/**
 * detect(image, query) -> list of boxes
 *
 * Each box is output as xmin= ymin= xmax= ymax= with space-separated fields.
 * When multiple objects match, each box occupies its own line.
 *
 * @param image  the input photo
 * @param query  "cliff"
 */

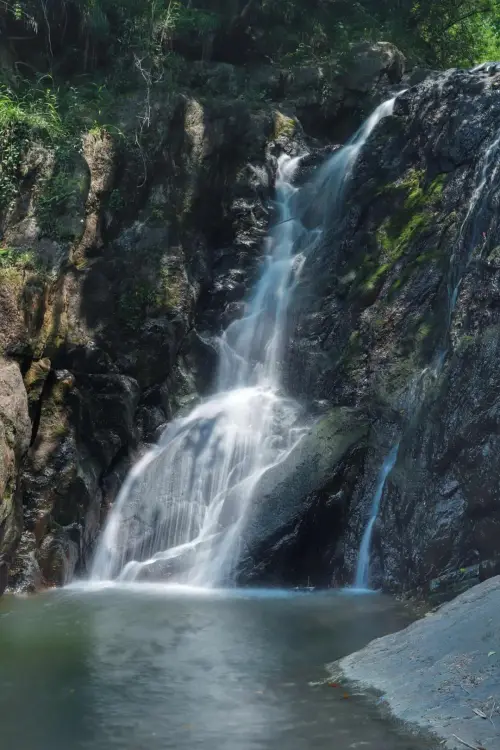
xmin=2 ymin=35 xmax=500 ymax=600
xmin=250 ymin=67 xmax=500 ymax=598
xmin=0 ymin=42 xmax=405 ymax=593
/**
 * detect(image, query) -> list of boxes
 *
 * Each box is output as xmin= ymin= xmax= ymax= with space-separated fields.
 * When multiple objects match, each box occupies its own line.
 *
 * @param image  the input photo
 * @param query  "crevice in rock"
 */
xmin=29 ymin=368 xmax=57 ymax=448
xmin=18 ymin=354 xmax=34 ymax=378
xmin=99 ymin=442 xmax=131 ymax=494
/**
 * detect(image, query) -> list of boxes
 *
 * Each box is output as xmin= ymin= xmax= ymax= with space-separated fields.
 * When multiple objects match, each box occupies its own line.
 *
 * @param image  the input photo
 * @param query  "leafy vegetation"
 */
xmin=0 ymin=84 xmax=64 ymax=209
xmin=258 ymin=0 xmax=500 ymax=67
xmin=2 ymin=0 xmax=500 ymax=76
xmin=1 ymin=0 xmax=500 ymax=233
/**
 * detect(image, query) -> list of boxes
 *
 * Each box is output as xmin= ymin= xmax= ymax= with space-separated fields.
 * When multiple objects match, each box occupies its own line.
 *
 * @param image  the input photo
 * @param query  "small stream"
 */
xmin=0 ymin=587 xmax=436 ymax=750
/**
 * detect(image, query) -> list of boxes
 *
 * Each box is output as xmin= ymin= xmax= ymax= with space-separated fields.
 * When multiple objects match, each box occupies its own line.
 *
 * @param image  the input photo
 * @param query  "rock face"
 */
xmin=3 ymin=43 xmax=500 ymax=599
xmin=0 ymin=359 xmax=31 ymax=594
xmin=239 ymin=408 xmax=368 ymax=585
xmin=279 ymin=67 xmax=500 ymax=595
xmin=336 ymin=577 xmax=500 ymax=750
xmin=0 ymin=43 xmax=405 ymax=592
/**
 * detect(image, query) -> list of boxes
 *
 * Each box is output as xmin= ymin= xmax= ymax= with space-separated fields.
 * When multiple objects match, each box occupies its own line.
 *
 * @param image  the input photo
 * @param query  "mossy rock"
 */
xmin=243 ymin=407 xmax=369 ymax=550
xmin=35 ymin=149 xmax=89 ymax=243
xmin=349 ymin=169 xmax=448 ymax=303
xmin=273 ymin=111 xmax=296 ymax=140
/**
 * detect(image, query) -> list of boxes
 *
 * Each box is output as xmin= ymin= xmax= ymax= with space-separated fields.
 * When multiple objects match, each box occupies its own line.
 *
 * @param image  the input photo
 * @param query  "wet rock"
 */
xmin=23 ymin=357 xmax=51 ymax=422
xmin=240 ymin=408 xmax=369 ymax=569
xmin=7 ymin=51 xmax=500 ymax=596
xmin=1 ymin=70 xmax=309 ymax=590
xmin=37 ymin=531 xmax=80 ymax=587
xmin=276 ymin=67 xmax=500 ymax=596
xmin=10 ymin=368 xmax=141 ymax=591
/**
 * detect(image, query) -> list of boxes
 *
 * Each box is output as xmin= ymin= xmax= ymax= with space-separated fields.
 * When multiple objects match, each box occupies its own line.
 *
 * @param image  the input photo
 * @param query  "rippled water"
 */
xmin=0 ymin=588 xmax=436 ymax=750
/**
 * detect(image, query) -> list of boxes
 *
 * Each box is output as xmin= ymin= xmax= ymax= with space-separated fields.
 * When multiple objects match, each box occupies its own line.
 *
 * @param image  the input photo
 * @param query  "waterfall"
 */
xmin=354 ymin=444 xmax=399 ymax=590
xmin=90 ymin=98 xmax=397 ymax=587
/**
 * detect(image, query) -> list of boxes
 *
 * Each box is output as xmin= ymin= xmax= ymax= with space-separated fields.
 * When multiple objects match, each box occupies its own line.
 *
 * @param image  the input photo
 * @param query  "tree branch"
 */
xmin=439 ymin=5 xmax=494 ymax=33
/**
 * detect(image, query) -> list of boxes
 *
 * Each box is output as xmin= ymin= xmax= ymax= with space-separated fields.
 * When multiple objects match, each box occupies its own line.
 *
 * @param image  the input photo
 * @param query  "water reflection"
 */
xmin=0 ymin=589 xmax=435 ymax=750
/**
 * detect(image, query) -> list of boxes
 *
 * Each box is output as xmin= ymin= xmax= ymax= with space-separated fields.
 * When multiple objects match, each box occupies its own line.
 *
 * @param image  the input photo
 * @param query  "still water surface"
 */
xmin=0 ymin=586 xmax=435 ymax=750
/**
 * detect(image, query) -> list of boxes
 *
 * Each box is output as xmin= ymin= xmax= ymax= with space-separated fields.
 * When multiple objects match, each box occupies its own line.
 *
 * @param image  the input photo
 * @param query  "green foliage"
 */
xmin=0 ymin=84 xmax=62 ymax=135
xmin=2 ymin=0 xmax=220 ymax=75
xmin=249 ymin=0 xmax=500 ymax=67
xmin=0 ymin=84 xmax=64 ymax=210
xmin=0 ymin=246 xmax=34 ymax=269
xmin=398 ymin=0 xmax=500 ymax=67
xmin=36 ymin=159 xmax=85 ymax=240
xmin=0 ymin=76 xmax=118 ymax=225
xmin=0 ymin=246 xmax=40 ymax=293
xmin=4 ymin=0 xmax=500 ymax=76
xmin=0 ymin=0 xmax=499 ymax=234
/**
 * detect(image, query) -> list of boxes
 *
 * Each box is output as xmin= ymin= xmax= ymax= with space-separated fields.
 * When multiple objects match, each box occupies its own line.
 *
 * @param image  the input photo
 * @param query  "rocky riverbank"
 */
xmin=335 ymin=577 xmax=500 ymax=750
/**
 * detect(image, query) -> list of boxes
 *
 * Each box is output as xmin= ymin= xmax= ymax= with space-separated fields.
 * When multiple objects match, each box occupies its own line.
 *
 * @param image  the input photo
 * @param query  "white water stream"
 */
xmin=354 ymin=444 xmax=399 ymax=589
xmin=91 ymin=98 xmax=397 ymax=587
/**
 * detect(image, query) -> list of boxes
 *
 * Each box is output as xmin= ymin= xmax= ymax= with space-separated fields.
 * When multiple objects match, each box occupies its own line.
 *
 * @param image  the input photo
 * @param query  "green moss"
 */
xmin=389 ymin=278 xmax=402 ymax=294
xmin=376 ymin=170 xmax=442 ymax=261
xmin=348 ymin=169 xmax=447 ymax=302
xmin=0 ymin=246 xmax=34 ymax=268
xmin=368 ymin=169 xmax=447 ymax=299
xmin=0 ymin=247 xmax=43 ymax=293
xmin=274 ymin=111 xmax=296 ymax=140
xmin=342 ymin=329 xmax=367 ymax=375
xmin=157 ymin=266 xmax=183 ymax=309
xmin=362 ymin=261 xmax=391 ymax=293
xmin=416 ymin=321 xmax=432 ymax=343
xmin=456 ymin=333 xmax=475 ymax=355
xmin=116 ymin=258 xmax=185 ymax=332
xmin=35 ymin=152 xmax=88 ymax=241
xmin=374 ymin=356 xmax=420 ymax=407
xmin=487 ymin=245 xmax=500 ymax=264
xmin=0 ymin=266 xmax=23 ymax=292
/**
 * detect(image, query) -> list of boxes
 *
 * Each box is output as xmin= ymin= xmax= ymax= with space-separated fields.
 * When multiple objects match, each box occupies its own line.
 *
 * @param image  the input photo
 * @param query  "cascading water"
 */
xmin=91 ymin=97 xmax=398 ymax=588
xmin=354 ymin=86 xmax=500 ymax=590
xmin=354 ymin=444 xmax=399 ymax=590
